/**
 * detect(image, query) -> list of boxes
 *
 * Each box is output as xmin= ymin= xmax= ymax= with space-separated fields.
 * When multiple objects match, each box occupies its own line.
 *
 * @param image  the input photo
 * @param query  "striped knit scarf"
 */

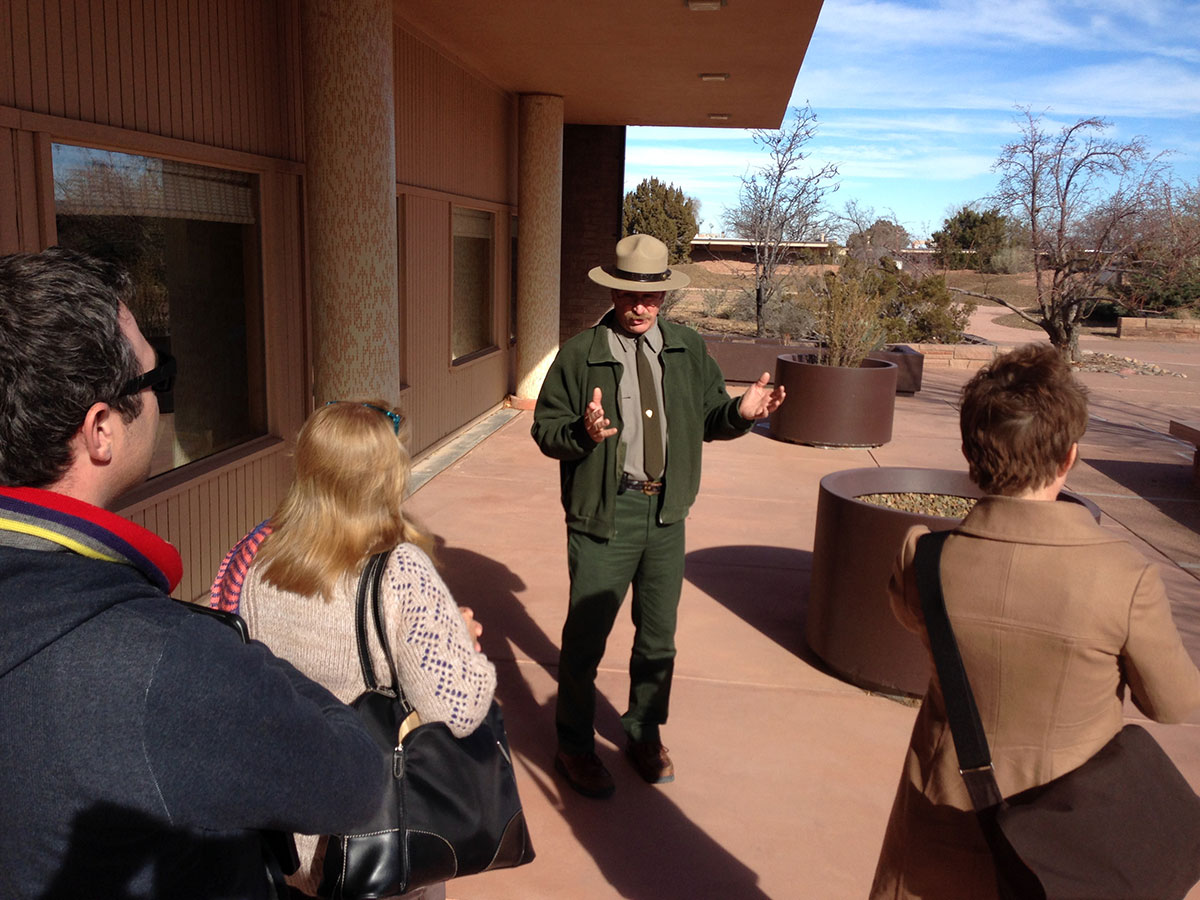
xmin=210 ymin=520 xmax=272 ymax=613
xmin=0 ymin=487 xmax=183 ymax=594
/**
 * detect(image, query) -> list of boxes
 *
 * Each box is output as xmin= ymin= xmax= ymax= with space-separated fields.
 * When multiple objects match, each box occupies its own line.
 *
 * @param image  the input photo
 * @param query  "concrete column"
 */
xmin=514 ymin=94 xmax=564 ymax=403
xmin=300 ymin=0 xmax=399 ymax=404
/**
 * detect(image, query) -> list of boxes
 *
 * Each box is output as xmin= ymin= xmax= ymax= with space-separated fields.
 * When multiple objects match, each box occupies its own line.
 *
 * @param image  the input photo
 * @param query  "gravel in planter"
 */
xmin=857 ymin=492 xmax=977 ymax=518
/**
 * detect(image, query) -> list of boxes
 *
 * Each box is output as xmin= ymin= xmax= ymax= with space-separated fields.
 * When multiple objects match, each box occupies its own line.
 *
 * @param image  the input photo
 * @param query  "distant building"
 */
xmin=690 ymin=237 xmax=836 ymax=264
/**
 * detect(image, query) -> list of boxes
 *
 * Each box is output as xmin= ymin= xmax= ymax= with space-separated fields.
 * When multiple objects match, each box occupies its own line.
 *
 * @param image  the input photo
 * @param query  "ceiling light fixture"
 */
xmin=686 ymin=0 xmax=724 ymax=10
xmin=699 ymin=73 xmax=730 ymax=82
xmin=708 ymin=113 xmax=731 ymax=121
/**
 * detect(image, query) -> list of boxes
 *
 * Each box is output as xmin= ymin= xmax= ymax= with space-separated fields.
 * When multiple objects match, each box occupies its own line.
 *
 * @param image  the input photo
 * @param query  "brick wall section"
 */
xmin=910 ymin=343 xmax=999 ymax=369
xmin=1118 ymin=318 xmax=1200 ymax=340
xmin=559 ymin=124 xmax=625 ymax=344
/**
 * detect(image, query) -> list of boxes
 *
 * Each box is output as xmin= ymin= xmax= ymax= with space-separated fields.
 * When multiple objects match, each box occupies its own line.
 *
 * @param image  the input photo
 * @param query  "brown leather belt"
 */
xmin=620 ymin=474 xmax=663 ymax=495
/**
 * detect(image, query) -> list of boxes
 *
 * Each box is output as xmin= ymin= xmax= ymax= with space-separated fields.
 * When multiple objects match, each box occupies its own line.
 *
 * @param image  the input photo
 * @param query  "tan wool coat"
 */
xmin=870 ymin=495 xmax=1200 ymax=900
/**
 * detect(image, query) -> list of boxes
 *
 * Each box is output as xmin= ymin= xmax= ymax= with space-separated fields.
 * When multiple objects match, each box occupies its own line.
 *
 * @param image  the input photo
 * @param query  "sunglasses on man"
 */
xmin=118 ymin=352 xmax=177 ymax=412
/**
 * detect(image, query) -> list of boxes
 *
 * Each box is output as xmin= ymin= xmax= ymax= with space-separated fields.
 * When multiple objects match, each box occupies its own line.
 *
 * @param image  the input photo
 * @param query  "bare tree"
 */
xmin=724 ymin=104 xmax=838 ymax=336
xmin=1106 ymin=177 xmax=1200 ymax=317
xmin=957 ymin=107 xmax=1168 ymax=360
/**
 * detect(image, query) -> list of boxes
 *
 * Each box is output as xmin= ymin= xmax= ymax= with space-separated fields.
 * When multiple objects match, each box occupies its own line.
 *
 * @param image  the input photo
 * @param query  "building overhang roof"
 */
xmin=394 ymin=0 xmax=824 ymax=129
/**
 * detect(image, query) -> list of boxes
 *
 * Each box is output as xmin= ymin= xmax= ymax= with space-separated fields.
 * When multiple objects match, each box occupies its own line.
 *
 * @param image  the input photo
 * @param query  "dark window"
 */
xmin=52 ymin=145 xmax=267 ymax=476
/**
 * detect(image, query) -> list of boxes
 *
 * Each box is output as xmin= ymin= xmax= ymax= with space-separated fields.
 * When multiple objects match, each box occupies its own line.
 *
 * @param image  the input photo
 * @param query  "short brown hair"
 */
xmin=959 ymin=344 xmax=1088 ymax=496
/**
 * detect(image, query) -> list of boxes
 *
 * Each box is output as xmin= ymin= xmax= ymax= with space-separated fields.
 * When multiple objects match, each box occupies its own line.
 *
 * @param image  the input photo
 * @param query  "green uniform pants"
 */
xmin=556 ymin=488 xmax=686 ymax=754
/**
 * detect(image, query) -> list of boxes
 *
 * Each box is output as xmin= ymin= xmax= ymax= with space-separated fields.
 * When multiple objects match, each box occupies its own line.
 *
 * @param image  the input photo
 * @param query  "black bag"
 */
xmin=318 ymin=552 xmax=535 ymax=900
xmin=914 ymin=531 xmax=1200 ymax=900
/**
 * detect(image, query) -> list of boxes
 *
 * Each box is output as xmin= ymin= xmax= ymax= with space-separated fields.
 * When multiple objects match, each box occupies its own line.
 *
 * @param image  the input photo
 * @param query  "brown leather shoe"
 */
xmin=555 ymin=749 xmax=615 ymax=798
xmin=626 ymin=739 xmax=675 ymax=784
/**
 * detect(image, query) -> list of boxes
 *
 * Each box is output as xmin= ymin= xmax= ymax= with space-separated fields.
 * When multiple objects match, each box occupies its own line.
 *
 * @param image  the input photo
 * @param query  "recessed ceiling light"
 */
xmin=708 ymin=113 xmax=731 ymax=121
xmin=686 ymin=0 xmax=724 ymax=10
xmin=699 ymin=73 xmax=730 ymax=82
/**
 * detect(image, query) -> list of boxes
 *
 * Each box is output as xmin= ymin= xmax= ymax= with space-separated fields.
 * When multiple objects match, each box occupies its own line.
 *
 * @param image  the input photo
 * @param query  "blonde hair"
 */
xmin=256 ymin=400 xmax=433 ymax=599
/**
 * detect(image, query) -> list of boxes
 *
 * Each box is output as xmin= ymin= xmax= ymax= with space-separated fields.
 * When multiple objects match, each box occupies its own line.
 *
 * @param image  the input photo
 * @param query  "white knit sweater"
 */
xmin=239 ymin=542 xmax=496 ymax=896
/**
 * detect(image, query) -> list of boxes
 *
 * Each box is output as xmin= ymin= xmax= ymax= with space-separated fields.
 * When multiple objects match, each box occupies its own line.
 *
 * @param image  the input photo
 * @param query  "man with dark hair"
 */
xmin=532 ymin=234 xmax=785 ymax=798
xmin=0 ymin=248 xmax=386 ymax=898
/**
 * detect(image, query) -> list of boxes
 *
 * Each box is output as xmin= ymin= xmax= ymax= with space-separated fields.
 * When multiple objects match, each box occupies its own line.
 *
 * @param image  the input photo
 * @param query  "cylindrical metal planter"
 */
xmin=807 ymin=467 xmax=1102 ymax=697
xmin=769 ymin=353 xmax=898 ymax=447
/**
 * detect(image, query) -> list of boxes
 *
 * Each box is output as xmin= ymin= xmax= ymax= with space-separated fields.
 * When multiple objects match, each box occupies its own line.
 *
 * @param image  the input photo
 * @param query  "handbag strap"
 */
xmin=352 ymin=550 xmax=414 ymax=714
xmin=914 ymin=530 xmax=1005 ymax=811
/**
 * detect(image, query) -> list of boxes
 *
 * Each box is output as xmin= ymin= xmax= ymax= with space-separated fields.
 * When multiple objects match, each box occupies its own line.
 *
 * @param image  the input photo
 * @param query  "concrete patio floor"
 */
xmin=404 ymin=327 xmax=1200 ymax=900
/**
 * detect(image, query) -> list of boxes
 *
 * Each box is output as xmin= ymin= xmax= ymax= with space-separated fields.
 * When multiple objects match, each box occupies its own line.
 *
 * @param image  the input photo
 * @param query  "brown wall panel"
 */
xmin=122 ymin=442 xmax=295 ymax=603
xmin=399 ymin=190 xmax=510 ymax=455
xmin=0 ymin=128 xmax=20 ymax=254
xmin=394 ymin=25 xmax=516 ymax=207
xmin=392 ymin=25 xmax=517 ymax=456
xmin=1 ymin=0 xmax=304 ymax=161
xmin=11 ymin=129 xmax=43 ymax=251
xmin=0 ymin=6 xmax=15 ymax=108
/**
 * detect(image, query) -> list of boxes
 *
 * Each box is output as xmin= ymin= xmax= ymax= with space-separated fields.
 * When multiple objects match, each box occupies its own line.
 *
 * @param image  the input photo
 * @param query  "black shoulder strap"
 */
xmin=353 ymin=550 xmax=415 ymax=714
xmin=914 ymin=530 xmax=1005 ymax=810
xmin=173 ymin=600 xmax=250 ymax=642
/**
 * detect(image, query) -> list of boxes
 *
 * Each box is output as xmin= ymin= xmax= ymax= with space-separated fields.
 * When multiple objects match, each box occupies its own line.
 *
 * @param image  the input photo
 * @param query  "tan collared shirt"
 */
xmin=607 ymin=320 xmax=667 ymax=481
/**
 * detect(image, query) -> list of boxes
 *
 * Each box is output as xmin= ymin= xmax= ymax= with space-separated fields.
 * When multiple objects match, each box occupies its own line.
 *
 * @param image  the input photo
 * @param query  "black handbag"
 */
xmin=914 ymin=531 xmax=1200 ymax=900
xmin=318 ymin=552 xmax=535 ymax=900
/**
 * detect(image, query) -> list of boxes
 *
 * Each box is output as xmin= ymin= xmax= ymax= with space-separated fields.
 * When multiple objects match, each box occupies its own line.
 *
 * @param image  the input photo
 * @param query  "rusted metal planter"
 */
xmin=807 ymin=467 xmax=1102 ymax=697
xmin=769 ymin=353 xmax=898 ymax=447
xmin=867 ymin=343 xmax=924 ymax=394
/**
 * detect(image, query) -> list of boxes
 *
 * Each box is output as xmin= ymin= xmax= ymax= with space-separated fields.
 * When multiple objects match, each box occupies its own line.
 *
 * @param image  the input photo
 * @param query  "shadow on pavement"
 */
xmin=434 ymin=538 xmax=773 ymax=900
xmin=685 ymin=545 xmax=825 ymax=669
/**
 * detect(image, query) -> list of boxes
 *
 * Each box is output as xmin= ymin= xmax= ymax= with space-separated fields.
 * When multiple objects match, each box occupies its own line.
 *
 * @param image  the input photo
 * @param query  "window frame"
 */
xmin=448 ymin=203 xmax=501 ymax=368
xmin=26 ymin=119 xmax=308 ymax=504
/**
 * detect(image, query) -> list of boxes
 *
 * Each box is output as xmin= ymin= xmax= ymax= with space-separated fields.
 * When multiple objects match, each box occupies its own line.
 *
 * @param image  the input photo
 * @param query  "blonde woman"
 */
xmin=213 ymin=401 xmax=496 ymax=899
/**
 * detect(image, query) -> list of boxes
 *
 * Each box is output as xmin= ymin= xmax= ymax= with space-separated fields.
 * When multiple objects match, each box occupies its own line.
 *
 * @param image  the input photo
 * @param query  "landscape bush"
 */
xmin=876 ymin=265 xmax=976 ymax=343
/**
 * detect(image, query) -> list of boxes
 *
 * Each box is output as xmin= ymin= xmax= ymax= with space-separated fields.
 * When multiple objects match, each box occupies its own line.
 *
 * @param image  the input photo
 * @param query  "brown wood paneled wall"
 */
xmin=121 ymin=440 xmax=295 ymax=603
xmin=1 ymin=0 xmax=303 ymax=161
xmin=394 ymin=24 xmax=517 ymax=207
xmin=0 ymin=121 xmax=52 ymax=254
xmin=399 ymin=189 xmax=511 ymax=454
xmin=392 ymin=23 xmax=518 ymax=456
xmin=2 ymin=0 xmax=310 ymax=600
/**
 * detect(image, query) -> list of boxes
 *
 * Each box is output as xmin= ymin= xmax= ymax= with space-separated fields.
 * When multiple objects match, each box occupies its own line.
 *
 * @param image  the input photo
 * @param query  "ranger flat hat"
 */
xmin=588 ymin=234 xmax=691 ymax=292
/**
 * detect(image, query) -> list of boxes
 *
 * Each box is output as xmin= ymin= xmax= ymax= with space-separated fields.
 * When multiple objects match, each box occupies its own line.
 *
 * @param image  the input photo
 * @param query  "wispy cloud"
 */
xmin=627 ymin=0 xmax=1200 ymax=236
xmin=814 ymin=0 xmax=1198 ymax=55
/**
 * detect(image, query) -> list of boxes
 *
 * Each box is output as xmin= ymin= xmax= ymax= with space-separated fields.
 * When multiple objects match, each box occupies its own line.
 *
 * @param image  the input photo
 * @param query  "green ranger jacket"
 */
xmin=531 ymin=311 xmax=753 ymax=539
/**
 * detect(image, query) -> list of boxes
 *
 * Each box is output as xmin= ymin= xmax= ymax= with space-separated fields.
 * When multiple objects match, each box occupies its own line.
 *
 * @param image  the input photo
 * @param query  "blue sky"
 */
xmin=624 ymin=0 xmax=1200 ymax=241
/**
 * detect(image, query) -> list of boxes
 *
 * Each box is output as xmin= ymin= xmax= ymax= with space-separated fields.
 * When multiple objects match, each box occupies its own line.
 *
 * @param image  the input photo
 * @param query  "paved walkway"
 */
xmin=405 ymin=328 xmax=1200 ymax=900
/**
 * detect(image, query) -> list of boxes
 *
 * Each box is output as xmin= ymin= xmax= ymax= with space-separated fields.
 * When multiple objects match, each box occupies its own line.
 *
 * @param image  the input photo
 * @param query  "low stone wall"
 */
xmin=1118 ymin=318 xmax=1200 ymax=340
xmin=908 ymin=343 xmax=998 ymax=369
xmin=703 ymin=335 xmax=1002 ymax=377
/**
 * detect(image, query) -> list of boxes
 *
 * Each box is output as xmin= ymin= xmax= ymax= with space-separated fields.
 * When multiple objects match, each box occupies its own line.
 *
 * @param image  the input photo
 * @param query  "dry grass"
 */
xmin=942 ymin=270 xmax=1041 ymax=308
xmin=664 ymin=265 xmax=1105 ymax=339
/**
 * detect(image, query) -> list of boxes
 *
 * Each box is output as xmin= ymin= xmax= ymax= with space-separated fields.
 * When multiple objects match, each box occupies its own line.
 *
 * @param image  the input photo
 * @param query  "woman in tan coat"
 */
xmin=870 ymin=344 xmax=1200 ymax=900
